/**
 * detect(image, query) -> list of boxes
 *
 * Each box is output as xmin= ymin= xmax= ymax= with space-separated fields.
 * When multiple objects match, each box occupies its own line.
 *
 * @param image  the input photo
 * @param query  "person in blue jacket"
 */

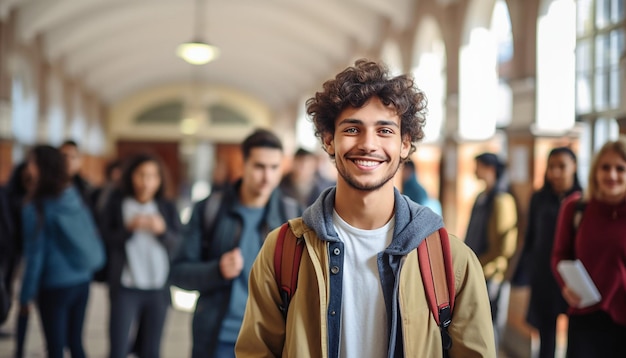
xmin=20 ymin=145 xmax=104 ymax=358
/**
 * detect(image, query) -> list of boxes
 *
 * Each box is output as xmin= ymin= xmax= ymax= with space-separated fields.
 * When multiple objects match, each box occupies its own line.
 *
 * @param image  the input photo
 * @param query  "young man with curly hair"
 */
xmin=236 ymin=60 xmax=495 ymax=357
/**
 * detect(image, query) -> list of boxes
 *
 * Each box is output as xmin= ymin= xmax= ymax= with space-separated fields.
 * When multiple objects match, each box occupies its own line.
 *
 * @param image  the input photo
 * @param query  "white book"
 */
xmin=557 ymin=259 xmax=602 ymax=308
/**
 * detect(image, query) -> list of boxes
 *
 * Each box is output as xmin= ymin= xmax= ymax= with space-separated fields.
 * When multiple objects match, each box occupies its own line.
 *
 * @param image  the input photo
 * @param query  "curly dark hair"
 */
xmin=29 ymin=145 xmax=70 ymax=202
xmin=120 ymin=153 xmax=166 ymax=200
xmin=306 ymin=59 xmax=427 ymax=160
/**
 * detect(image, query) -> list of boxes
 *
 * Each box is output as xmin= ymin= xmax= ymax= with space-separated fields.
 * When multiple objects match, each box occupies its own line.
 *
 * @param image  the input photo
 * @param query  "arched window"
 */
xmin=381 ymin=40 xmax=404 ymax=76
xmin=295 ymin=98 xmax=318 ymax=152
xmin=412 ymin=17 xmax=446 ymax=143
xmin=47 ymin=71 xmax=66 ymax=146
xmin=460 ymin=0 xmax=513 ymax=140
xmin=11 ymin=61 xmax=38 ymax=161
xmin=536 ymin=0 xmax=576 ymax=132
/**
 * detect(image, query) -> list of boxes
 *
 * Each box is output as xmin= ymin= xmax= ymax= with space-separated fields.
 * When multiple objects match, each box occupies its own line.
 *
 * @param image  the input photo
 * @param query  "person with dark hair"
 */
xmin=401 ymin=160 xmax=429 ymax=204
xmin=236 ymin=59 xmax=495 ymax=357
xmin=0 ymin=185 xmax=14 ymax=327
xmin=552 ymin=138 xmax=626 ymax=357
xmin=92 ymin=158 xmax=123 ymax=216
xmin=280 ymin=147 xmax=334 ymax=208
xmin=514 ymin=146 xmax=581 ymax=358
xmin=169 ymin=128 xmax=302 ymax=358
xmin=0 ymin=162 xmax=32 ymax=331
xmin=99 ymin=153 xmax=181 ymax=358
xmin=19 ymin=145 xmax=104 ymax=358
xmin=464 ymin=151 xmax=518 ymax=347
xmin=59 ymin=140 xmax=95 ymax=210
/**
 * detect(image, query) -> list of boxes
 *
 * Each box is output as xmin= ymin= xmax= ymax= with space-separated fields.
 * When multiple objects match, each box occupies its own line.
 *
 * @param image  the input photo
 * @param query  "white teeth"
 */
xmin=354 ymin=160 xmax=379 ymax=167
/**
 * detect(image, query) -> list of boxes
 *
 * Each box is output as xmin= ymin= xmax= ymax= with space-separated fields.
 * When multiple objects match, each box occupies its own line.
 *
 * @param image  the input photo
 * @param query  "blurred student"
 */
xmin=20 ymin=145 xmax=105 ymax=358
xmin=401 ymin=160 xmax=442 ymax=215
xmin=0 ymin=185 xmax=13 ymax=327
xmin=59 ymin=140 xmax=95 ymax=210
xmin=100 ymin=153 xmax=181 ymax=358
xmin=170 ymin=129 xmax=301 ymax=358
xmin=280 ymin=147 xmax=334 ymax=208
xmin=92 ymin=158 xmax=123 ymax=216
xmin=552 ymin=138 xmax=626 ymax=357
xmin=464 ymin=152 xmax=518 ymax=346
xmin=1 ymin=162 xmax=32 ymax=331
xmin=516 ymin=147 xmax=581 ymax=358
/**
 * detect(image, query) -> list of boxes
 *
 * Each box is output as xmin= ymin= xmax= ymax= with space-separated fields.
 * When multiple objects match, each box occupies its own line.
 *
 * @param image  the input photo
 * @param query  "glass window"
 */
xmin=577 ymin=0 xmax=594 ymax=35
xmin=593 ymin=118 xmax=619 ymax=150
xmin=576 ymin=0 xmax=625 ymax=116
xmin=576 ymin=39 xmax=593 ymax=113
xmin=11 ymin=77 xmax=38 ymax=146
xmin=596 ymin=0 xmax=611 ymax=28
xmin=611 ymin=0 xmax=625 ymax=23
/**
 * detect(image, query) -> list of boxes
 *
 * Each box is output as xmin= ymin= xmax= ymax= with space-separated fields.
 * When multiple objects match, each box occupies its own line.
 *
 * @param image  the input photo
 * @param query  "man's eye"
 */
xmin=344 ymin=128 xmax=358 ymax=133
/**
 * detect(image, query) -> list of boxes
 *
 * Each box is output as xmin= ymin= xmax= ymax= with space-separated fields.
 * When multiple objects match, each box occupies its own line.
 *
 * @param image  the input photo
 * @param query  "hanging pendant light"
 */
xmin=177 ymin=0 xmax=220 ymax=65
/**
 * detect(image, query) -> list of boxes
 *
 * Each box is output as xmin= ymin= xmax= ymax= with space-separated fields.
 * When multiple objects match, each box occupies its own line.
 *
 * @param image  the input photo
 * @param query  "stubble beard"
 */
xmin=337 ymin=160 xmax=401 ymax=192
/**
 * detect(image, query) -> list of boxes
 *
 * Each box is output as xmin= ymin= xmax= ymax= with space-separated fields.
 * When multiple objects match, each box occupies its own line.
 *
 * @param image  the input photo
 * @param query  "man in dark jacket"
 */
xmin=169 ymin=128 xmax=301 ymax=358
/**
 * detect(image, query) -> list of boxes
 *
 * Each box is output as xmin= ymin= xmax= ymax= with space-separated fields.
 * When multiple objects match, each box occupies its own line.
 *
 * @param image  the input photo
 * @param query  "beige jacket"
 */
xmin=236 ymin=217 xmax=496 ymax=357
xmin=480 ymin=192 xmax=518 ymax=282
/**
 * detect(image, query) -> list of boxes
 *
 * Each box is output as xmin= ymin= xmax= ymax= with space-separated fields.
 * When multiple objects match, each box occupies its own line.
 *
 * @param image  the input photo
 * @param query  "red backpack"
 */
xmin=273 ymin=223 xmax=455 ymax=355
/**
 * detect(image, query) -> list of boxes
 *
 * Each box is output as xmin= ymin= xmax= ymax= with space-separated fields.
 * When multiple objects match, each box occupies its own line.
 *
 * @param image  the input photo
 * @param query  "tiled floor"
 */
xmin=0 ymin=283 xmax=193 ymax=357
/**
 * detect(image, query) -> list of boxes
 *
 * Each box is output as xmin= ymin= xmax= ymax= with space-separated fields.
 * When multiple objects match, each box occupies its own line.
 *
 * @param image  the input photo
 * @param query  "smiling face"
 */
xmin=323 ymin=96 xmax=411 ymax=193
xmin=594 ymin=149 xmax=626 ymax=204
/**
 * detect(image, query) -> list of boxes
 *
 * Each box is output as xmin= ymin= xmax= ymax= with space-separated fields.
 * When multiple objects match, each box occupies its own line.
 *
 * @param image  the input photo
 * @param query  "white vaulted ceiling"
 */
xmin=1 ymin=0 xmax=416 ymax=112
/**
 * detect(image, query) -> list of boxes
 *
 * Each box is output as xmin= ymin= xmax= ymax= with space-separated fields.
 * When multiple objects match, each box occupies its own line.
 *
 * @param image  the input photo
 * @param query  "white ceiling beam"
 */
xmin=0 ymin=0 xmax=23 ymax=20
xmin=17 ymin=0 xmax=110 ymax=42
xmin=345 ymin=0 xmax=413 ymax=30
xmin=44 ymin=2 xmax=182 ymax=61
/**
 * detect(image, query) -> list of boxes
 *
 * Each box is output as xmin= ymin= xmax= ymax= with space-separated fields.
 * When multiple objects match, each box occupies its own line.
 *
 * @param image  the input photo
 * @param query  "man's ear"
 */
xmin=400 ymin=134 xmax=411 ymax=159
xmin=322 ymin=133 xmax=335 ymax=156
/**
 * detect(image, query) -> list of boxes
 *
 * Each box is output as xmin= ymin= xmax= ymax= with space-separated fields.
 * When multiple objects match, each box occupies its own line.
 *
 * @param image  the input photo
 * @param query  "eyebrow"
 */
xmin=338 ymin=118 xmax=399 ymax=128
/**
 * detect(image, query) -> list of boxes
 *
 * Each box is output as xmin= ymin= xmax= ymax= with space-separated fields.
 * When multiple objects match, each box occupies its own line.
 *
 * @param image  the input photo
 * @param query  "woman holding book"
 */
xmin=551 ymin=138 xmax=626 ymax=357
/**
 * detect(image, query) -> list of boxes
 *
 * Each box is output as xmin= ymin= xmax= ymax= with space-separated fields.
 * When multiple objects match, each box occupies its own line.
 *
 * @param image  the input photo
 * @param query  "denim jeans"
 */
xmin=37 ymin=281 xmax=90 ymax=358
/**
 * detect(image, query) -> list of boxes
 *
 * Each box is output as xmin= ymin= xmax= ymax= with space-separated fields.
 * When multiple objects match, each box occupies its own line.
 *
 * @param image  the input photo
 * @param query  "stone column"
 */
xmin=0 ymin=14 xmax=14 ymax=183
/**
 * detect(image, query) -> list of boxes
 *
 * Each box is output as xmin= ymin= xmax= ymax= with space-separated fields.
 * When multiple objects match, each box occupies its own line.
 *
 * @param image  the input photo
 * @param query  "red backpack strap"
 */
xmin=418 ymin=227 xmax=454 ymax=353
xmin=273 ymin=222 xmax=305 ymax=319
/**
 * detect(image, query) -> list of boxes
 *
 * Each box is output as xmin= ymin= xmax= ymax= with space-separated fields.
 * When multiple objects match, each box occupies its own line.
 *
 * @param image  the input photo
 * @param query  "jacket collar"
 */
xmin=302 ymin=186 xmax=443 ymax=255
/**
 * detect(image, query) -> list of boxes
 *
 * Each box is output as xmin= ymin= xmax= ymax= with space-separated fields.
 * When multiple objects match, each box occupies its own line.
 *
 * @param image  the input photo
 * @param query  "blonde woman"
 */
xmin=552 ymin=138 xmax=626 ymax=357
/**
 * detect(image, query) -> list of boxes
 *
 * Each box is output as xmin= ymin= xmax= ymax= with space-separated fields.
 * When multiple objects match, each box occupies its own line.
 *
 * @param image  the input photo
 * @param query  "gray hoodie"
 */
xmin=301 ymin=186 xmax=444 ymax=357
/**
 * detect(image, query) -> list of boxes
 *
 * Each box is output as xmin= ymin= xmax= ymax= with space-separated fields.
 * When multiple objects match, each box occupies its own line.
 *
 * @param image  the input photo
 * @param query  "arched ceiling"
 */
xmin=1 ymin=0 xmax=416 ymax=112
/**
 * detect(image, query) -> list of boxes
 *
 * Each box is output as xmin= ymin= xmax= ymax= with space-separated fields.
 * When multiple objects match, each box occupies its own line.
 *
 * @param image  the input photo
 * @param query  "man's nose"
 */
xmin=357 ymin=130 xmax=378 ymax=152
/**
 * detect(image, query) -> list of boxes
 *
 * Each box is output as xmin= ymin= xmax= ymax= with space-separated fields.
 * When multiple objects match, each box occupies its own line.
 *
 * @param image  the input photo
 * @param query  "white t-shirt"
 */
xmin=333 ymin=210 xmax=394 ymax=358
xmin=121 ymin=197 xmax=170 ymax=290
